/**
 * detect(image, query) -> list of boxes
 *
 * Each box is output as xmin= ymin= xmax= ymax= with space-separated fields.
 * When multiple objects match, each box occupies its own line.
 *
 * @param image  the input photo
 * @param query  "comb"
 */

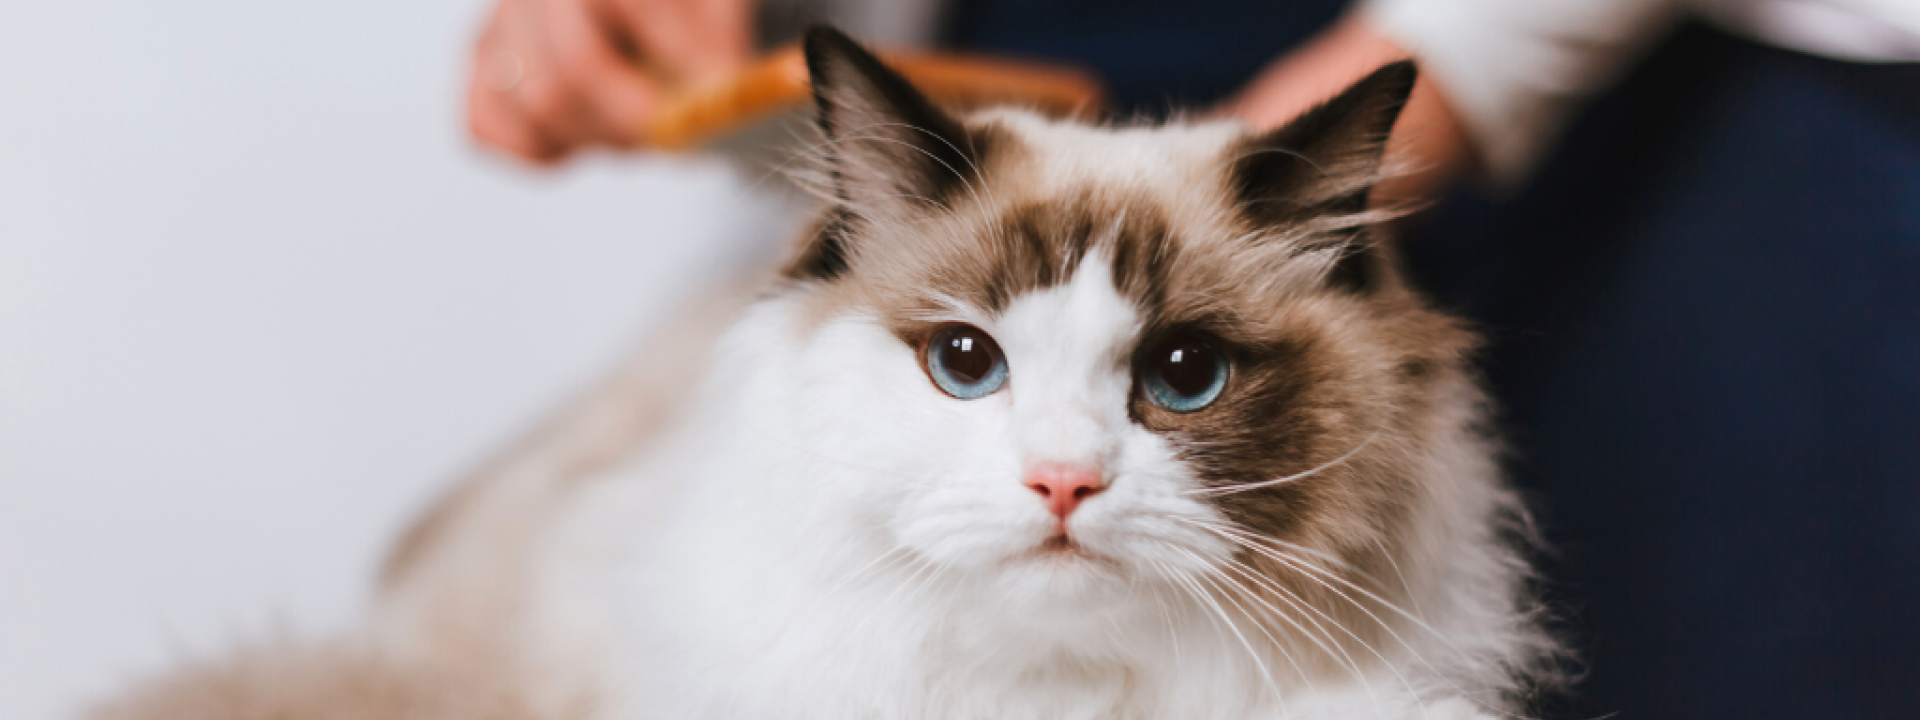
xmin=644 ymin=44 xmax=1106 ymax=151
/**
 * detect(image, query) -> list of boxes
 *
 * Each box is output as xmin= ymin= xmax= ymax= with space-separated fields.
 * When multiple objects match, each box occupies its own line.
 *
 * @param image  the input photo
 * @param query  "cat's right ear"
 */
xmin=794 ymin=26 xmax=985 ymax=279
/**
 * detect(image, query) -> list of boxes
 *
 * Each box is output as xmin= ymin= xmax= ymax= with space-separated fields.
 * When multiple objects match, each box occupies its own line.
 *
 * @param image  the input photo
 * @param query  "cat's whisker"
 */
xmin=1370 ymin=533 xmax=1430 ymax=623
xmin=1218 ymin=525 xmax=1455 ymax=654
xmin=1218 ymin=557 xmax=1380 ymax=702
xmin=791 ymin=544 xmax=918 ymax=642
xmin=833 ymin=121 xmax=995 ymax=217
xmin=1259 ymin=553 xmax=1522 ymax=720
xmin=1222 ymin=145 xmax=1333 ymax=180
xmin=1205 ymin=534 xmax=1464 ymax=714
xmin=1180 ymin=522 xmax=1422 ymax=641
xmin=1174 ymin=517 xmax=1389 ymax=592
xmin=792 ymin=131 xmax=987 ymax=244
xmin=1190 ymin=543 xmax=1404 ymax=720
xmin=1153 ymin=559 xmax=1294 ymax=720
xmin=1218 ymin=145 xmax=1410 ymax=232
xmin=1187 ymin=428 xmax=1383 ymax=497
xmin=893 ymin=561 xmax=954 ymax=623
xmin=1146 ymin=580 xmax=1185 ymax=666
xmin=764 ymin=127 xmax=862 ymax=199
xmin=1172 ymin=546 xmax=1323 ymax=702
xmin=1224 ymin=558 xmax=1410 ymax=720
xmin=865 ymin=190 xmax=956 ymax=214
xmin=1187 ymin=521 xmax=1432 ymax=653
xmin=837 ymin=553 xmax=942 ymax=649
xmin=858 ymin=120 xmax=1002 ymax=213
xmin=818 ymin=545 xmax=911 ymax=603
xmin=1196 ymin=524 xmax=1539 ymax=720
xmin=774 ymin=116 xmax=1010 ymax=210
xmin=827 ymin=171 xmax=974 ymax=244
xmin=1159 ymin=560 xmax=1297 ymax=718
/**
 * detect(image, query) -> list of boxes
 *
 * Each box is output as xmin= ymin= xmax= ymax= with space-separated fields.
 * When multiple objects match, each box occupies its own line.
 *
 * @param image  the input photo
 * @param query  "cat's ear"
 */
xmin=1230 ymin=61 xmax=1417 ymax=290
xmin=795 ymin=26 xmax=984 ymax=278
xmin=1232 ymin=61 xmax=1417 ymax=222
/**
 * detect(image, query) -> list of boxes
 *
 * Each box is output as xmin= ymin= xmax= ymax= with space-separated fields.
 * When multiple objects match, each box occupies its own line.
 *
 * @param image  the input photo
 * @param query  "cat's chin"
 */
xmin=997 ymin=528 xmax=1113 ymax=564
xmin=1016 ymin=535 xmax=1110 ymax=570
xmin=978 ymin=536 xmax=1136 ymax=609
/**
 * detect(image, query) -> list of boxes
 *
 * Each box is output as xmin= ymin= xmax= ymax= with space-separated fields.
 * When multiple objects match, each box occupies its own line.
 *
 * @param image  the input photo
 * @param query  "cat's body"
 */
xmin=93 ymin=28 xmax=1559 ymax=720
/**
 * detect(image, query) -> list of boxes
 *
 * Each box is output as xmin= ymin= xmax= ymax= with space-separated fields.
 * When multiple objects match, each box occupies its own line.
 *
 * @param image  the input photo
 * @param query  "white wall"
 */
xmin=0 ymin=2 xmax=800 ymax=717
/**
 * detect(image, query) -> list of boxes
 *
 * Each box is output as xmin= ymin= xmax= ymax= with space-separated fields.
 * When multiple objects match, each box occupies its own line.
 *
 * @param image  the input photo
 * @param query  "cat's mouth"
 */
xmin=1027 ymin=531 xmax=1110 ymax=566
xmin=1039 ymin=533 xmax=1078 ymax=553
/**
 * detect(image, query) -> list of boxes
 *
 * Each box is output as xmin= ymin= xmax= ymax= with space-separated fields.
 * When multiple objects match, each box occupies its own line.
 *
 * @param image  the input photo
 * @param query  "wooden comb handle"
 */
xmin=644 ymin=44 xmax=1105 ymax=151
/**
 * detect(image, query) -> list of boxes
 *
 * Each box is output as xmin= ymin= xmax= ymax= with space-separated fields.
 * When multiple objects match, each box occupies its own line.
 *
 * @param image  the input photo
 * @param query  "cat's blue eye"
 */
xmin=923 ymin=324 xmax=1008 ymax=399
xmin=1141 ymin=334 xmax=1229 ymax=413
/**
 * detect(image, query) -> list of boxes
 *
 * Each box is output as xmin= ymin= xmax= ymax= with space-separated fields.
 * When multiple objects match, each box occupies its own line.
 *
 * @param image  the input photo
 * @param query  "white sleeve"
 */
xmin=1362 ymin=0 xmax=1683 ymax=184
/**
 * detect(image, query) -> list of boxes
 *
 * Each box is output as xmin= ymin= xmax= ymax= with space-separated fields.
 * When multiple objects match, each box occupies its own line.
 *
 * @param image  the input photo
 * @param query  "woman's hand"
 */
xmin=466 ymin=0 xmax=754 ymax=163
xmin=1225 ymin=12 xmax=1475 ymax=206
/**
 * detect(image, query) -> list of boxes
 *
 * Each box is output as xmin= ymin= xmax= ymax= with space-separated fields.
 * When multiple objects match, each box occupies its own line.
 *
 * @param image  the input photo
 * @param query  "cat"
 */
xmin=92 ymin=26 xmax=1562 ymax=720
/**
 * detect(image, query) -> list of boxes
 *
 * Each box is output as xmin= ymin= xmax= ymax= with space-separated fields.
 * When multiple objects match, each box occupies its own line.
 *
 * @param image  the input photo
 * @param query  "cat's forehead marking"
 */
xmin=839 ymin=109 xmax=1344 ymax=347
xmin=974 ymin=109 xmax=1248 ymax=197
xmin=945 ymin=111 xmax=1283 ymax=318
xmin=969 ymin=193 xmax=1175 ymax=313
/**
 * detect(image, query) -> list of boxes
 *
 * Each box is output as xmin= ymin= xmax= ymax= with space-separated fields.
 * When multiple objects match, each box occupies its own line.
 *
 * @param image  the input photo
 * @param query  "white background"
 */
xmin=0 ymin=2 xmax=799 ymax=717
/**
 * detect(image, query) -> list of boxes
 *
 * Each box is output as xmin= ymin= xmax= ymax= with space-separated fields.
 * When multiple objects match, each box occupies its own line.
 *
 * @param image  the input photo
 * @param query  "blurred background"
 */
xmin=0 ymin=2 xmax=798 ymax=717
xmin=3 ymin=0 xmax=1916 ymax=718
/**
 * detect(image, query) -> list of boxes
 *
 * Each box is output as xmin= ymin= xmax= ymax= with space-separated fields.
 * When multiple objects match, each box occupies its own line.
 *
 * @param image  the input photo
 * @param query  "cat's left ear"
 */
xmin=1229 ymin=61 xmax=1417 ymax=288
xmin=795 ymin=26 xmax=986 ymax=278
xmin=1232 ymin=60 xmax=1417 ymax=223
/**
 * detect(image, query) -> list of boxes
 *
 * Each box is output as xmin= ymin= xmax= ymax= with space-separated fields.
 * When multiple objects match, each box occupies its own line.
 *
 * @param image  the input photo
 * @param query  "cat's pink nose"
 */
xmin=1024 ymin=462 xmax=1106 ymax=521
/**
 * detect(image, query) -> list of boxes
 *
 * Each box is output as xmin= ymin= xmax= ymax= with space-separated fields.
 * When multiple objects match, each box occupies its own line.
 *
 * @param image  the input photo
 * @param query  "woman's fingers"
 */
xmin=613 ymin=0 xmax=752 ymax=85
xmin=464 ymin=0 xmax=753 ymax=162
xmin=539 ymin=0 xmax=663 ymax=146
xmin=469 ymin=4 xmax=569 ymax=163
xmin=467 ymin=66 xmax=567 ymax=164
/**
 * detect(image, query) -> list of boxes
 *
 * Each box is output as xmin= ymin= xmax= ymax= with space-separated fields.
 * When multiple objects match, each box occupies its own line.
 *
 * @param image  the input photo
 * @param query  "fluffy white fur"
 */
xmin=472 ymin=244 xmax=1536 ymax=719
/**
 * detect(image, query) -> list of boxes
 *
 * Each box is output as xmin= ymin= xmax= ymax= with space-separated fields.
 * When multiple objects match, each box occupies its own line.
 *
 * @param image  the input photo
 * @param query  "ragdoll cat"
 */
xmin=94 ymin=26 xmax=1561 ymax=720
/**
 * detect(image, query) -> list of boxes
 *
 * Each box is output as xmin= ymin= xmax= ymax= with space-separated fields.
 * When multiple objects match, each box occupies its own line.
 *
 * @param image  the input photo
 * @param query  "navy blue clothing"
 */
xmin=944 ymin=0 xmax=1342 ymax=115
xmin=948 ymin=5 xmax=1920 ymax=717
xmin=1407 ymin=25 xmax=1920 ymax=718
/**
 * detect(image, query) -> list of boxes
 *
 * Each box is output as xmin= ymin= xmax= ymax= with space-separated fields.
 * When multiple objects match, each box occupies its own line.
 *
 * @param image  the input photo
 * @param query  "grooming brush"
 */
xmin=644 ymin=44 xmax=1106 ymax=151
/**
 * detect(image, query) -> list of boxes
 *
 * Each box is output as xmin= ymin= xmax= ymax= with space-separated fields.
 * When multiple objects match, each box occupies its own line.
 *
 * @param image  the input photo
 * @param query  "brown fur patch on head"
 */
xmin=843 ymin=187 xmax=1171 ymax=335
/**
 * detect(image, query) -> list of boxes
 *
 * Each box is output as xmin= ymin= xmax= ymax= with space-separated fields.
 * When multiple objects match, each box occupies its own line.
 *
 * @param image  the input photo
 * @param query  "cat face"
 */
xmin=777 ymin=28 xmax=1472 ymax=622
